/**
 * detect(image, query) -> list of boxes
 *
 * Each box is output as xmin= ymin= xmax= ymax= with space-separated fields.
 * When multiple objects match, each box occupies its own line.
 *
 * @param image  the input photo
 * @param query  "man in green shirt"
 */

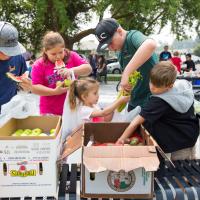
xmin=95 ymin=18 xmax=158 ymax=111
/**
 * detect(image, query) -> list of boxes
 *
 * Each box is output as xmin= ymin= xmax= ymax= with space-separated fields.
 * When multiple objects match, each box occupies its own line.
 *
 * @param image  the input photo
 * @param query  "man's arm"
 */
xmin=121 ymin=39 xmax=157 ymax=91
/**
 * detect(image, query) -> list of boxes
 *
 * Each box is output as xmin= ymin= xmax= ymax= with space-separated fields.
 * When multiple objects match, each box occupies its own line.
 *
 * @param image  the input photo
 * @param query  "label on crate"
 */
xmin=107 ymin=170 xmax=136 ymax=192
xmin=2 ymin=161 xmax=43 ymax=177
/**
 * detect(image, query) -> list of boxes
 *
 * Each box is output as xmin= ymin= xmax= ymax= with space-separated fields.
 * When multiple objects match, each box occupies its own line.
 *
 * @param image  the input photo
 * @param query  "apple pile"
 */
xmin=11 ymin=128 xmax=56 ymax=137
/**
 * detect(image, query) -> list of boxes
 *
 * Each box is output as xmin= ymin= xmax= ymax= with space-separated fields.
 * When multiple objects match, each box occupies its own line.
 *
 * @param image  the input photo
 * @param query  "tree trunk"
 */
xmin=63 ymin=28 xmax=95 ymax=50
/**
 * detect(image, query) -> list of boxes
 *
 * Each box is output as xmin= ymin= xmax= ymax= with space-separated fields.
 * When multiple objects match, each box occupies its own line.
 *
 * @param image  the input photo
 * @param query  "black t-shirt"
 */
xmin=159 ymin=51 xmax=172 ymax=61
xmin=184 ymin=60 xmax=196 ymax=71
xmin=140 ymin=96 xmax=199 ymax=153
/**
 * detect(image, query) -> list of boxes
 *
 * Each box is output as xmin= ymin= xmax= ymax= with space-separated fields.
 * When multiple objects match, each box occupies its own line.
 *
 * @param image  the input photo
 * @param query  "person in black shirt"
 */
xmin=183 ymin=53 xmax=196 ymax=72
xmin=116 ymin=61 xmax=199 ymax=160
xmin=159 ymin=45 xmax=172 ymax=61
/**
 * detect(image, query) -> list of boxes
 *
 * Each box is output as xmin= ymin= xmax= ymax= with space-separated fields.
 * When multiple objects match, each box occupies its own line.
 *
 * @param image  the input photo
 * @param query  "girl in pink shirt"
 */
xmin=31 ymin=31 xmax=92 ymax=115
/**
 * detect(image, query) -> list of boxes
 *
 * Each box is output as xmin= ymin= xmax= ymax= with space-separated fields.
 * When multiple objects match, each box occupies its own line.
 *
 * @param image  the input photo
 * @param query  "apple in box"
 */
xmin=31 ymin=128 xmax=42 ymax=136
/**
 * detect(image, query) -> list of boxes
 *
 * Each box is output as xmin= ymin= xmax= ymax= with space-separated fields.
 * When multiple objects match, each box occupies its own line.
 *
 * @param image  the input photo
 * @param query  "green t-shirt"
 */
xmin=118 ymin=30 xmax=158 ymax=109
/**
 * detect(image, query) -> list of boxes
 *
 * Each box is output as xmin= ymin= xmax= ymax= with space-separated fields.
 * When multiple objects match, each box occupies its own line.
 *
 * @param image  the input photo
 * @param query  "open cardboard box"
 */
xmin=0 ymin=116 xmax=62 ymax=198
xmin=63 ymin=122 xmax=163 ymax=199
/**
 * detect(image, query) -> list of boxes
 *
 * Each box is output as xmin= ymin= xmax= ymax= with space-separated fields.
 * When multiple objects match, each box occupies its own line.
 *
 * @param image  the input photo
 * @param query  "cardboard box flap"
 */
xmin=60 ymin=125 xmax=83 ymax=160
xmin=83 ymin=146 xmax=160 ymax=172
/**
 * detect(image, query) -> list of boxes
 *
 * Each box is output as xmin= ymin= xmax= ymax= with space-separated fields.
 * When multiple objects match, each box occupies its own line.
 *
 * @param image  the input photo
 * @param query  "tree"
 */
xmin=194 ymin=44 xmax=200 ymax=57
xmin=0 ymin=0 xmax=97 ymax=52
xmin=1 ymin=0 xmax=200 ymax=52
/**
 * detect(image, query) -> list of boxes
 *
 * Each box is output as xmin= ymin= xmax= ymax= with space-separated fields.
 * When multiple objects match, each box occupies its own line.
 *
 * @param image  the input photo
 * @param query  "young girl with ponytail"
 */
xmin=61 ymin=78 xmax=130 ymax=141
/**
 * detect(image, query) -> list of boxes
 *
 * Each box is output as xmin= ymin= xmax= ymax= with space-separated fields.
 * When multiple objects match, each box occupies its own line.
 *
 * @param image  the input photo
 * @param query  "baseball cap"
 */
xmin=95 ymin=18 xmax=119 ymax=52
xmin=0 ymin=21 xmax=26 ymax=56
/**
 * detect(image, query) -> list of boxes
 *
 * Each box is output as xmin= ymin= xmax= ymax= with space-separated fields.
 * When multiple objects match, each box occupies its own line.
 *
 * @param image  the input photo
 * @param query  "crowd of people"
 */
xmin=0 ymin=18 xmax=199 ymax=165
xmin=159 ymin=45 xmax=197 ymax=73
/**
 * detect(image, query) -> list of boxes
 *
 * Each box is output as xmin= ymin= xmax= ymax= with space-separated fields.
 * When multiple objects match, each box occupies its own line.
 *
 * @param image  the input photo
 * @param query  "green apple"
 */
xmin=50 ymin=128 xmax=55 ymax=135
xmin=32 ymin=128 xmax=42 ymax=136
xmin=130 ymin=137 xmax=139 ymax=146
xmin=20 ymin=133 xmax=29 ymax=136
xmin=23 ymin=129 xmax=32 ymax=135
xmin=64 ymin=79 xmax=71 ymax=87
xmin=39 ymin=133 xmax=48 ymax=136
xmin=30 ymin=132 xmax=39 ymax=136
xmin=14 ymin=129 xmax=24 ymax=136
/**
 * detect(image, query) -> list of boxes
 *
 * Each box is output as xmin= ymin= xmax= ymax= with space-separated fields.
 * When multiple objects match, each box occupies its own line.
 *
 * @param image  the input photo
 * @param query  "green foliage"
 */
xmin=1 ymin=0 xmax=200 ymax=53
xmin=0 ymin=0 xmax=96 ymax=52
xmin=194 ymin=44 xmax=200 ymax=57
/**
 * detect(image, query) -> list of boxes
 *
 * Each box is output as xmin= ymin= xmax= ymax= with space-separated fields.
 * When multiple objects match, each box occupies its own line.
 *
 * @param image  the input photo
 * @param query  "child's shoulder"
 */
xmin=33 ymin=57 xmax=44 ymax=66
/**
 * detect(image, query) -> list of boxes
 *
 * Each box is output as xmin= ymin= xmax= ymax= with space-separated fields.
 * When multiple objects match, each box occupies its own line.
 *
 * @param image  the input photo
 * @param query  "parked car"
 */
xmin=106 ymin=58 xmax=122 ymax=74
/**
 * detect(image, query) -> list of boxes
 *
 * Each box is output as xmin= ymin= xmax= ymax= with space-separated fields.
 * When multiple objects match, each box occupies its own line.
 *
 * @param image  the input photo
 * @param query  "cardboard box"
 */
xmin=0 ymin=116 xmax=62 ymax=198
xmin=63 ymin=122 xmax=160 ymax=199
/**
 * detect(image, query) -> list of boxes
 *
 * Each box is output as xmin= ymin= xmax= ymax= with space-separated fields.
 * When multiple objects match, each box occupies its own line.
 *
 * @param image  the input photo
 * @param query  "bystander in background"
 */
xmin=171 ymin=51 xmax=182 ymax=74
xmin=96 ymin=55 xmax=107 ymax=83
xmin=159 ymin=45 xmax=172 ymax=61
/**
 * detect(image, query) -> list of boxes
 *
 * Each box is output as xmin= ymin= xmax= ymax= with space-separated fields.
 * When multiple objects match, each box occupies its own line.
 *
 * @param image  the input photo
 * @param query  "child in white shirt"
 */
xmin=62 ymin=78 xmax=130 ymax=141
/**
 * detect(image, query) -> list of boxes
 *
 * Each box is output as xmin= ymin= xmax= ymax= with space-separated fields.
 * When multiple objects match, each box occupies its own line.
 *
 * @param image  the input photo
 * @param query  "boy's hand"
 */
xmin=116 ymin=138 xmax=124 ymax=145
xmin=116 ymin=137 xmax=130 ymax=145
xmin=120 ymin=73 xmax=132 ymax=92
xmin=118 ymin=95 xmax=130 ymax=103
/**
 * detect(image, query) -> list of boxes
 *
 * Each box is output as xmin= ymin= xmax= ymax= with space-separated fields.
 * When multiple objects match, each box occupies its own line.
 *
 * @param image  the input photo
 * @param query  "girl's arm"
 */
xmin=58 ymin=64 xmax=92 ymax=78
xmin=31 ymin=84 xmax=67 ymax=96
xmin=90 ymin=96 xmax=130 ymax=118
xmin=116 ymin=115 xmax=145 ymax=144
xmin=72 ymin=63 xmax=92 ymax=76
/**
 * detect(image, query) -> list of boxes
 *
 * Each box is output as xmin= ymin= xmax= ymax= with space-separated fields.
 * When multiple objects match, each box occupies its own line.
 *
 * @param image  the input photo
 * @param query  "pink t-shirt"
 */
xmin=32 ymin=51 xmax=88 ymax=115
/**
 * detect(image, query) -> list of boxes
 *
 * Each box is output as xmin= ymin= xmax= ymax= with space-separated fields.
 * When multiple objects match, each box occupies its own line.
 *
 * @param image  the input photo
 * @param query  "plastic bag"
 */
xmin=194 ymin=99 xmax=200 ymax=114
xmin=1 ymin=92 xmax=39 ymax=120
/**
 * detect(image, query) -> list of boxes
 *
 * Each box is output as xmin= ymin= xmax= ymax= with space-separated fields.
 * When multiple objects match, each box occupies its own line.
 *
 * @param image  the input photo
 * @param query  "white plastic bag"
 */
xmin=1 ymin=92 xmax=39 ymax=120
xmin=194 ymin=99 xmax=200 ymax=114
xmin=111 ymin=105 xmax=141 ymax=122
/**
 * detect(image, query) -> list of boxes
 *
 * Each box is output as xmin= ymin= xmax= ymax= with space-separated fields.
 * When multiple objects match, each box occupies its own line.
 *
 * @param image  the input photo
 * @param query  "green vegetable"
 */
xmin=117 ymin=71 xmax=142 ymax=112
xmin=130 ymin=137 xmax=139 ymax=146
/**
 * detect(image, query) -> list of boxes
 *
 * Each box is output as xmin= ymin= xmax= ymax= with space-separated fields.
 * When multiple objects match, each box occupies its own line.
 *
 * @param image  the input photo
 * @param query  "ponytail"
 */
xmin=69 ymin=80 xmax=77 ymax=110
xmin=68 ymin=78 xmax=99 ymax=110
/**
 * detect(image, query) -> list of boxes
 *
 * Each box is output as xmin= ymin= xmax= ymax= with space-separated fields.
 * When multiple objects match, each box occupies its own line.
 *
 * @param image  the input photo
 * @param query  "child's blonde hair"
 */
xmin=69 ymin=78 xmax=99 ymax=110
xmin=41 ymin=31 xmax=70 ymax=62
xmin=173 ymin=51 xmax=179 ymax=56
